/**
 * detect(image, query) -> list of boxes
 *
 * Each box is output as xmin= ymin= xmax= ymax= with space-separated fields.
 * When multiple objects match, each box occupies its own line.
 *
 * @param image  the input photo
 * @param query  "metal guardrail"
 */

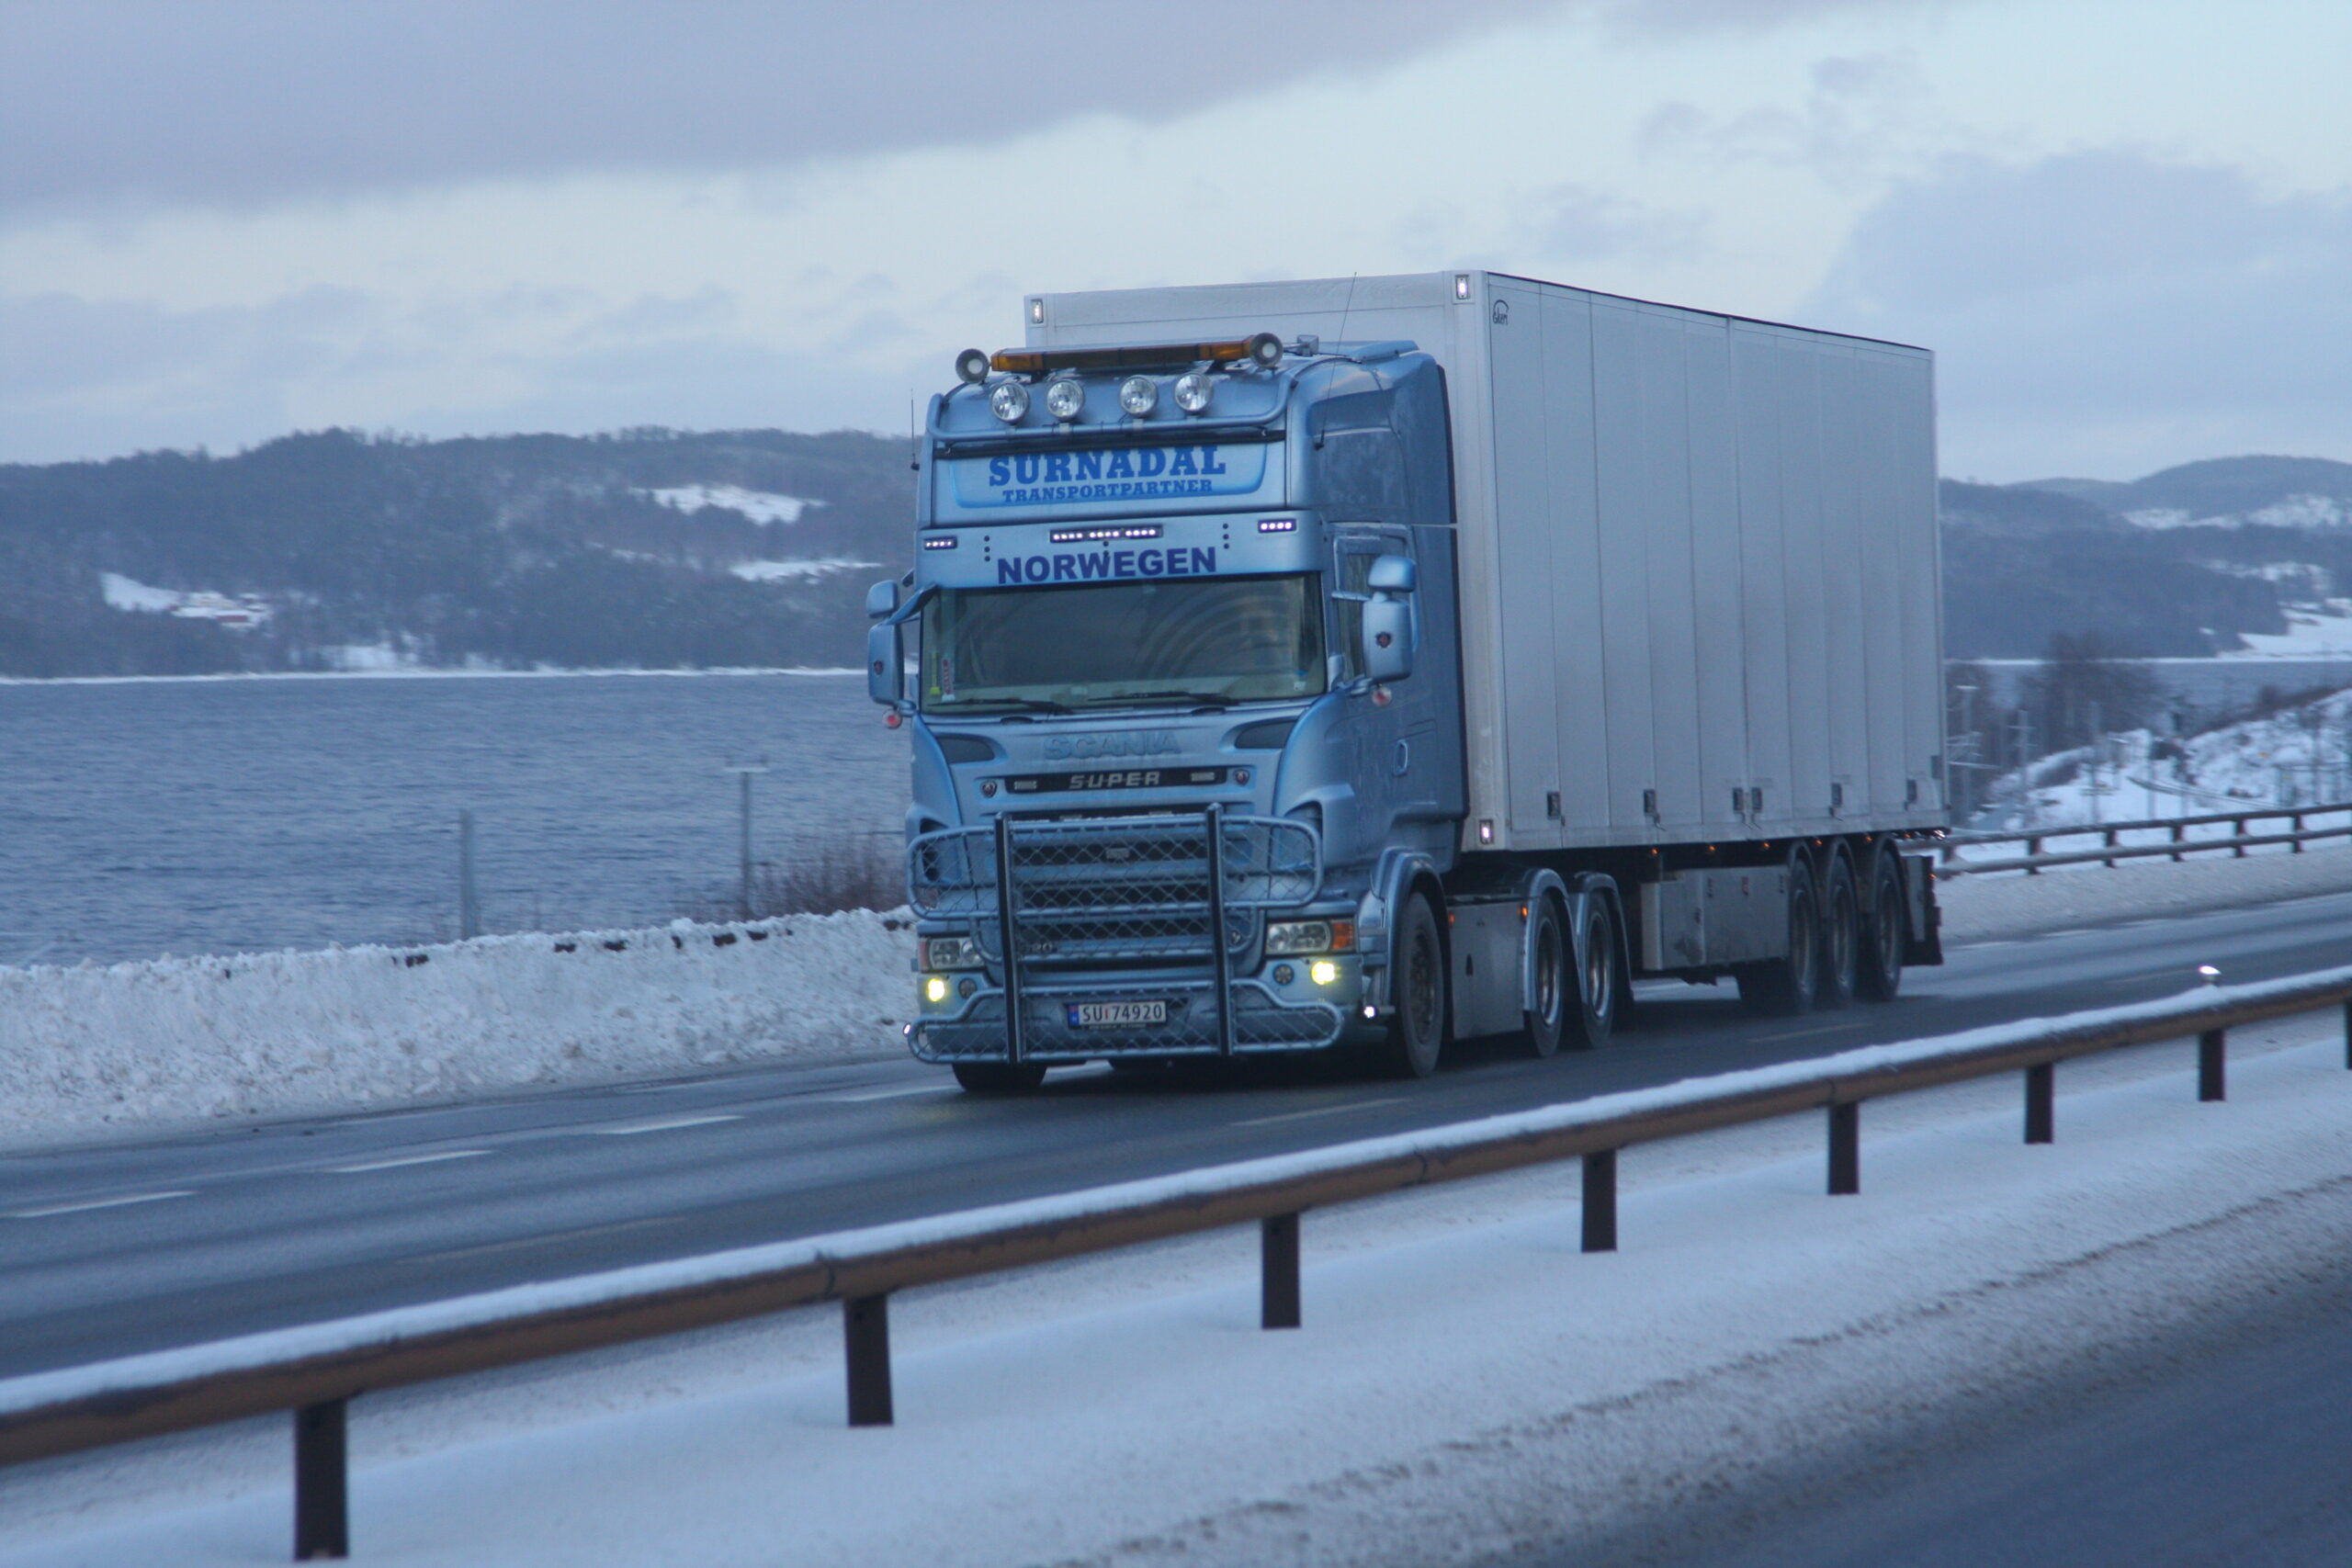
xmin=1938 ymin=802 xmax=2352 ymax=876
xmin=6 ymin=966 xmax=2352 ymax=1558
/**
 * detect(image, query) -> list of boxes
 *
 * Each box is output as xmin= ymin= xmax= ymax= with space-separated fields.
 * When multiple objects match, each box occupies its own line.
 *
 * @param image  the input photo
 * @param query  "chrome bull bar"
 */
xmin=909 ymin=808 xmax=1321 ymax=1062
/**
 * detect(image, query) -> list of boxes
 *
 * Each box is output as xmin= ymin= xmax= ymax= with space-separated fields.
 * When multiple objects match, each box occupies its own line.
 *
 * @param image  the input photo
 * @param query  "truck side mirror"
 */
xmin=865 ymin=580 xmax=899 ymax=620
xmin=867 ymin=622 xmax=901 ymax=705
xmin=1361 ymin=553 xmax=1416 ymax=684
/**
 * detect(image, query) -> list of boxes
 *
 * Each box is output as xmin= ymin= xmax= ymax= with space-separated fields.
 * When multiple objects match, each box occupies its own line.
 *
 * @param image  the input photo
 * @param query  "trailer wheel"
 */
xmin=1819 ymin=851 xmax=1860 ymax=1009
xmin=1857 ymin=849 xmax=1905 ymax=1002
xmin=953 ymin=1062 xmax=1048 ymax=1094
xmin=1521 ymin=896 xmax=1569 ymax=1058
xmin=1565 ymin=895 xmax=1620 ymax=1051
xmin=1737 ymin=856 xmax=1819 ymax=1016
xmin=1378 ymin=891 xmax=1449 ymax=1078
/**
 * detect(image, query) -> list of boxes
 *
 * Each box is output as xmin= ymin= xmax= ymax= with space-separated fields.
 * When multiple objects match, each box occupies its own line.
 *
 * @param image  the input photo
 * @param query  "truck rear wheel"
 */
xmin=1857 ymin=848 xmax=1906 ymax=1002
xmin=1818 ymin=851 xmax=1860 ymax=1009
xmin=1566 ymin=895 xmax=1620 ymax=1051
xmin=1737 ymin=856 xmax=1819 ymax=1016
xmin=1378 ymin=891 xmax=1448 ymax=1078
xmin=1522 ymin=896 xmax=1569 ymax=1058
xmin=953 ymin=1062 xmax=1048 ymax=1094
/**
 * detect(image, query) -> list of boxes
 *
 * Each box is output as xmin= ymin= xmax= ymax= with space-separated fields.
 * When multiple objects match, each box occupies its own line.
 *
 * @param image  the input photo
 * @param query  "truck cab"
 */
xmin=871 ymin=333 xmax=1464 ymax=1088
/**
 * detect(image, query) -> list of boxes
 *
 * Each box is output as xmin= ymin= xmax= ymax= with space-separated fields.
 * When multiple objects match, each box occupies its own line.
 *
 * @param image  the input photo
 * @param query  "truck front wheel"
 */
xmin=1378 ymin=892 xmax=1449 ymax=1078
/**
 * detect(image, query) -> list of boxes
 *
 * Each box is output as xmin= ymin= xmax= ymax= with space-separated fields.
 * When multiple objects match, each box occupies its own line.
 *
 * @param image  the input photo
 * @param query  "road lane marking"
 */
xmin=401 ymin=1214 xmax=680 ymax=1267
xmin=9 ymin=1190 xmax=195 ymax=1219
xmin=584 ymin=1113 xmax=743 ymax=1136
xmin=1232 ymin=1096 xmax=1406 ymax=1128
xmin=328 ymin=1150 xmax=492 ymax=1174
xmin=827 ymin=1084 xmax=956 ymax=1102
xmin=1755 ymin=1024 xmax=1851 ymax=1043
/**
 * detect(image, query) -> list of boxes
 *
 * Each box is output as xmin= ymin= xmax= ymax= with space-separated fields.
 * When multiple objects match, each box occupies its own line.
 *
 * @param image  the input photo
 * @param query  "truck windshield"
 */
xmin=921 ymin=574 xmax=1325 ymax=713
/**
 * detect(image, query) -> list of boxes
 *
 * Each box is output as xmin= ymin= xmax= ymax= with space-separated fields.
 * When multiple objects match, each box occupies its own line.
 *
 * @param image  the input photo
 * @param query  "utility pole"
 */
xmin=458 ymin=809 xmax=481 ymax=940
xmin=723 ymin=758 xmax=771 ymax=919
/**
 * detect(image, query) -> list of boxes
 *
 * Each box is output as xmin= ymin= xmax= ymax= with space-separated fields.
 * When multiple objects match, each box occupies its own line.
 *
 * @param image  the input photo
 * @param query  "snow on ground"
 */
xmin=1936 ymin=829 xmax=2352 ymax=942
xmin=0 ymin=911 xmax=912 ymax=1151
xmin=97 ymin=573 xmax=271 ymax=627
xmin=1979 ymin=686 xmax=2352 ymax=828
xmin=2230 ymin=603 xmax=2352 ymax=657
xmin=639 ymin=485 xmax=812 ymax=525
xmin=2124 ymin=494 xmax=2352 ymax=529
xmin=2 ymin=1009 xmax=2344 ymax=1567
xmin=727 ymin=557 xmax=880 ymax=582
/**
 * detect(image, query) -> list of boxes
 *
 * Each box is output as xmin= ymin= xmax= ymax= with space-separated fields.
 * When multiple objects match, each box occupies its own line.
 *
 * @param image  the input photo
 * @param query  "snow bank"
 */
xmin=0 ymin=912 xmax=913 ymax=1148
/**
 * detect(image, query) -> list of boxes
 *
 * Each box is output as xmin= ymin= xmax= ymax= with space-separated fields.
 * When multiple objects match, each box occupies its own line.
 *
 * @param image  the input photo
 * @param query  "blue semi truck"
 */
xmin=871 ymin=271 xmax=1944 ymax=1092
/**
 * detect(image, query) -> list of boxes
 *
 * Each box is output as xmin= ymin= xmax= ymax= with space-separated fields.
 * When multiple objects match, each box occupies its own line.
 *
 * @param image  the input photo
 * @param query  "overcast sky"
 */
xmin=4 ymin=0 xmax=2346 ymax=480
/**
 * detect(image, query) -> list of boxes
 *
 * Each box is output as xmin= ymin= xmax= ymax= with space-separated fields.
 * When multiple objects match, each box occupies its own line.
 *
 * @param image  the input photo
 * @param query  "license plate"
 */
xmin=1068 ymin=999 xmax=1169 ymax=1029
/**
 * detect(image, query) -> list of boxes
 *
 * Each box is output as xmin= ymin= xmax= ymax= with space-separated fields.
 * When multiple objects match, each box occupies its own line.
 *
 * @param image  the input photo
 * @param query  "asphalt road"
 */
xmin=6 ymin=886 xmax=2352 ymax=1382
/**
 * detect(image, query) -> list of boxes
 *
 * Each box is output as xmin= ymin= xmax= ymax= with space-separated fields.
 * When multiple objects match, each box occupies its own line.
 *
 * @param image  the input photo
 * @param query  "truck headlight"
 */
xmin=1173 ymin=371 xmax=1214 ymax=413
xmin=923 ymin=935 xmax=983 ymax=969
xmin=1045 ymin=378 xmax=1085 ymax=422
xmin=1265 ymin=919 xmax=1355 ymax=956
xmin=989 ymin=380 xmax=1029 ymax=423
xmin=1118 ymin=376 xmax=1158 ymax=415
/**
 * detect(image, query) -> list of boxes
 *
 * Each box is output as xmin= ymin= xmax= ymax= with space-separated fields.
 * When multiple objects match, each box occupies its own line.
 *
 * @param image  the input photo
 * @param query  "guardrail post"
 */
xmin=293 ymin=1399 xmax=348 ymax=1561
xmin=844 ymin=1294 xmax=894 ymax=1427
xmin=2291 ymin=813 xmax=2304 ymax=852
xmin=2102 ymin=827 xmax=2118 ymax=868
xmin=2233 ymin=818 xmax=2247 ymax=857
xmin=1581 ymin=1150 xmax=1618 ymax=1252
xmin=2199 ymin=1028 xmax=2227 ymax=1101
xmin=2026 ymin=835 xmax=2041 ymax=874
xmin=1827 ymin=1101 xmax=1860 ymax=1195
xmin=2025 ymin=1063 xmax=2054 ymax=1144
xmin=2170 ymin=821 xmax=2186 ymax=863
xmin=2344 ymin=998 xmax=2351 ymax=1070
xmin=1261 ymin=1213 xmax=1301 ymax=1329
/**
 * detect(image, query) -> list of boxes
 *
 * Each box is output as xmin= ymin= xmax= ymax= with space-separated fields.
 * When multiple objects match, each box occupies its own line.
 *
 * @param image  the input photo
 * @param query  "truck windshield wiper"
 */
xmin=1116 ymin=690 xmax=1236 ymax=708
xmin=943 ymin=697 xmax=1073 ymax=715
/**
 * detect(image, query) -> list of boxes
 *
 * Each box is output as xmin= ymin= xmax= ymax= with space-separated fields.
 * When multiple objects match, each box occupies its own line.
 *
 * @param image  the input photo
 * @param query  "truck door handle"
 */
xmin=1392 ymin=739 xmax=1411 ymax=776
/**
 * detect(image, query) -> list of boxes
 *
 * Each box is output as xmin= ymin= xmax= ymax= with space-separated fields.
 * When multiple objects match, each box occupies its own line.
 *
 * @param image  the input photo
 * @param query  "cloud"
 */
xmin=0 ymin=0 xmax=1557 ymax=219
xmin=1803 ymin=152 xmax=2352 ymax=477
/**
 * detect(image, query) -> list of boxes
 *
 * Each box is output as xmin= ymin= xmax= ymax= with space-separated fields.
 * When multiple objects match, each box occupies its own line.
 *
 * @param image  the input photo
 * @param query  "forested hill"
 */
xmin=2 ymin=429 xmax=2345 ymax=676
xmin=0 ymin=428 xmax=914 ymax=677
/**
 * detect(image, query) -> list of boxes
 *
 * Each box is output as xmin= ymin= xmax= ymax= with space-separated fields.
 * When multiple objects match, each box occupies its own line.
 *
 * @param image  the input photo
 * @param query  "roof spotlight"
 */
xmin=1045 ymin=378 xmax=1085 ymax=422
xmin=1246 ymin=331 xmax=1283 ymax=368
xmin=1118 ymin=376 xmax=1158 ymax=416
xmin=988 ymin=380 xmax=1029 ymax=423
xmin=1172 ymin=371 xmax=1214 ymax=414
xmin=955 ymin=348 xmax=989 ymax=385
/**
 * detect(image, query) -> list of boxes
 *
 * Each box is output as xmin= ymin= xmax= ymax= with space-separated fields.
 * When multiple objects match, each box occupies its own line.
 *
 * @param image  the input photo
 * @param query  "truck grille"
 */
xmin=909 ymin=811 xmax=1317 ymax=967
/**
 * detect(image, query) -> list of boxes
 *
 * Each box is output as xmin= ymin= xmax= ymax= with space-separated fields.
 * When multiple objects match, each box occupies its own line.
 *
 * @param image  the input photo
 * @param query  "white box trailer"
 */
xmin=1025 ymin=270 xmax=1946 ymax=852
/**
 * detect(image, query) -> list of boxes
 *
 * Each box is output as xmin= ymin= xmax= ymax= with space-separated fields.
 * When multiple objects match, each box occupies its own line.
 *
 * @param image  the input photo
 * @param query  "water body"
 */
xmin=0 ymin=673 xmax=908 ymax=967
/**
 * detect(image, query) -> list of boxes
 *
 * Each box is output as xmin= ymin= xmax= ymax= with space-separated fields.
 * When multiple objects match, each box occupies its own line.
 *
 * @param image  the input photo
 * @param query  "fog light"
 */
xmin=1309 ymin=960 xmax=1340 ymax=987
xmin=958 ymin=976 xmax=978 ymax=998
xmin=924 ymin=976 xmax=949 ymax=1003
xmin=1272 ymin=964 xmax=1295 ymax=986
